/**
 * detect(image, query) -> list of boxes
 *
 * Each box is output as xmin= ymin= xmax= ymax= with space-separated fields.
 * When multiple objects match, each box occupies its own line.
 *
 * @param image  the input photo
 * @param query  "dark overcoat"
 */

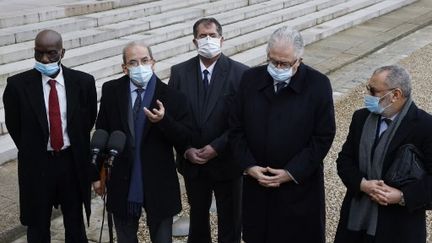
xmin=335 ymin=104 xmax=432 ymax=243
xmin=229 ymin=63 xmax=336 ymax=242
xmin=3 ymin=66 xmax=97 ymax=225
xmin=95 ymin=75 xmax=191 ymax=222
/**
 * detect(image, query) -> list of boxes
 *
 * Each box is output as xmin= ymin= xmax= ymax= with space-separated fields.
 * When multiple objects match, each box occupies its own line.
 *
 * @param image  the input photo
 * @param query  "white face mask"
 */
xmin=267 ymin=62 xmax=293 ymax=82
xmin=128 ymin=64 xmax=153 ymax=87
xmin=196 ymin=36 xmax=221 ymax=59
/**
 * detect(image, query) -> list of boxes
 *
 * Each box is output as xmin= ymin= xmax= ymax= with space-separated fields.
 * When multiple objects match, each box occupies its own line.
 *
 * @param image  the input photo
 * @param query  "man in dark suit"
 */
xmin=3 ymin=30 xmax=97 ymax=243
xmin=229 ymin=26 xmax=336 ymax=243
xmin=335 ymin=65 xmax=432 ymax=243
xmin=168 ymin=18 xmax=248 ymax=243
xmin=94 ymin=42 xmax=191 ymax=243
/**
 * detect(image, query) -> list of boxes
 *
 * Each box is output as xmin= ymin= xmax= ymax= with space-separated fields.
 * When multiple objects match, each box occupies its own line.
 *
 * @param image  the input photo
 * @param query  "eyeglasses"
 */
xmin=34 ymin=49 xmax=62 ymax=62
xmin=267 ymin=57 xmax=300 ymax=69
xmin=126 ymin=58 xmax=153 ymax=67
xmin=366 ymin=84 xmax=396 ymax=96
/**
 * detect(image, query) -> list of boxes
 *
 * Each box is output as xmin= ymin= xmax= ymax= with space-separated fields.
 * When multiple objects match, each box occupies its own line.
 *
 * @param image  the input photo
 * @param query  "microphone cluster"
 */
xmin=90 ymin=129 xmax=127 ymax=168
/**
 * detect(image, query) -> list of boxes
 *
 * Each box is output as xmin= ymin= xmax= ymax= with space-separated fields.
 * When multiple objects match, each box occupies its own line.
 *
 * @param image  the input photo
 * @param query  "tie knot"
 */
xmin=203 ymin=69 xmax=209 ymax=75
xmin=48 ymin=79 xmax=56 ymax=87
xmin=275 ymin=82 xmax=286 ymax=93
xmin=382 ymin=118 xmax=392 ymax=126
xmin=136 ymin=88 xmax=144 ymax=95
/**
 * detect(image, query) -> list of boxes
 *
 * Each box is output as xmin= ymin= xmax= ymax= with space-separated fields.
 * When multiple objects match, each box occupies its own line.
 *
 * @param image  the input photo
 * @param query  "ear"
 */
xmin=60 ymin=48 xmax=65 ymax=59
xmin=122 ymin=64 xmax=128 ymax=75
xmin=393 ymin=88 xmax=403 ymax=101
xmin=150 ymin=61 xmax=155 ymax=71
xmin=219 ymin=36 xmax=224 ymax=47
xmin=193 ymin=38 xmax=198 ymax=49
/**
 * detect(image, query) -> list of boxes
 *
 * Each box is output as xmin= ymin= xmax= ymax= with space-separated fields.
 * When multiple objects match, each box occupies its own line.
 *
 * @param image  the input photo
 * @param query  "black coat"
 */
xmin=3 ymin=67 xmax=97 ymax=225
xmin=95 ymin=75 xmax=191 ymax=222
xmin=229 ymin=63 xmax=336 ymax=242
xmin=168 ymin=54 xmax=248 ymax=180
xmin=335 ymin=103 xmax=432 ymax=243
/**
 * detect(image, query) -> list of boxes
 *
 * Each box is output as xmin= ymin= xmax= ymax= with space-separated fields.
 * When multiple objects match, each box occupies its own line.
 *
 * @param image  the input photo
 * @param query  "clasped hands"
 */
xmin=360 ymin=178 xmax=403 ymax=206
xmin=185 ymin=145 xmax=218 ymax=164
xmin=246 ymin=166 xmax=292 ymax=188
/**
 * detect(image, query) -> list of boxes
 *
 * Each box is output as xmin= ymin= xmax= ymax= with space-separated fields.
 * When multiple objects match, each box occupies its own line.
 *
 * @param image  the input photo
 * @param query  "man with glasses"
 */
xmin=3 ymin=29 xmax=97 ymax=242
xmin=94 ymin=42 xmax=192 ymax=243
xmin=169 ymin=17 xmax=248 ymax=243
xmin=335 ymin=65 xmax=432 ymax=243
xmin=229 ymin=26 xmax=335 ymax=242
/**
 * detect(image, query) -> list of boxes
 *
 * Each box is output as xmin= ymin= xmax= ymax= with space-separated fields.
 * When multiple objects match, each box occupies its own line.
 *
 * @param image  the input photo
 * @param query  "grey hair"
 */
xmin=373 ymin=65 xmax=412 ymax=97
xmin=122 ymin=41 xmax=154 ymax=64
xmin=266 ymin=26 xmax=304 ymax=58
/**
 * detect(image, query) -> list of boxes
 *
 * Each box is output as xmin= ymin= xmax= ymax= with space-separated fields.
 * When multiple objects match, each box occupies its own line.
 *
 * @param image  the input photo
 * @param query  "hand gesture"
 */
xmin=144 ymin=99 xmax=165 ymax=123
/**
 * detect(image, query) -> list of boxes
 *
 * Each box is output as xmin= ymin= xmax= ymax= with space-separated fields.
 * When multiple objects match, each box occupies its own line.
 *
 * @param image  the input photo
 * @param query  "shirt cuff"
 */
xmin=285 ymin=169 xmax=298 ymax=184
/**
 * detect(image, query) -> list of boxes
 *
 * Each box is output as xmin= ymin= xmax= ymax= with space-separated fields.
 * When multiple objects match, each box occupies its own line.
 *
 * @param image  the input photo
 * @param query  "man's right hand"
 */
xmin=185 ymin=147 xmax=207 ymax=164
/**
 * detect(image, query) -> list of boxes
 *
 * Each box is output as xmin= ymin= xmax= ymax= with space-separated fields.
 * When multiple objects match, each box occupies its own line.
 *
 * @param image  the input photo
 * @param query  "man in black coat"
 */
xmin=94 ymin=42 xmax=191 ymax=243
xmin=168 ymin=18 xmax=248 ymax=243
xmin=335 ymin=65 xmax=432 ymax=243
xmin=3 ymin=30 xmax=97 ymax=242
xmin=229 ymin=26 xmax=335 ymax=243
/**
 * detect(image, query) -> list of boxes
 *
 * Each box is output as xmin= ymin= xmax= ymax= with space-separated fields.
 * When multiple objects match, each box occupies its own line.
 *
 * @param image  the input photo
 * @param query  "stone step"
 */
xmin=0 ymin=0 xmax=256 ymax=64
xmin=0 ymin=0 xmax=213 ymax=47
xmin=0 ymin=0 xmax=366 ymax=84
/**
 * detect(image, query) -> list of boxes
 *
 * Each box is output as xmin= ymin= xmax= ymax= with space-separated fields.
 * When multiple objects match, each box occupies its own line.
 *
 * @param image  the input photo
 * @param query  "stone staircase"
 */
xmin=0 ymin=0 xmax=417 ymax=164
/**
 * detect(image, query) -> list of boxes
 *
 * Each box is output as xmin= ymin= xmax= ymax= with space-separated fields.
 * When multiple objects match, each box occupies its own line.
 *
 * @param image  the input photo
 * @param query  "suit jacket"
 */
xmin=229 ymin=64 xmax=336 ymax=242
xmin=3 ymin=66 xmax=97 ymax=225
xmin=335 ymin=103 xmax=432 ymax=243
xmin=168 ymin=54 xmax=248 ymax=180
xmin=95 ymin=75 xmax=191 ymax=222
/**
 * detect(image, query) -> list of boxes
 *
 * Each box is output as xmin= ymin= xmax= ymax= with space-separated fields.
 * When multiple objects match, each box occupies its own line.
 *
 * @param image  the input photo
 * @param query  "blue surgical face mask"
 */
xmin=267 ymin=62 xmax=293 ymax=82
xmin=128 ymin=64 xmax=153 ymax=87
xmin=364 ymin=91 xmax=393 ymax=114
xmin=34 ymin=60 xmax=60 ymax=77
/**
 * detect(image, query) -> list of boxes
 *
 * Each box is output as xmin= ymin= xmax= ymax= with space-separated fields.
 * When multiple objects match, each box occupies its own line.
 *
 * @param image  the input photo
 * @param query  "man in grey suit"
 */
xmin=168 ymin=17 xmax=248 ymax=243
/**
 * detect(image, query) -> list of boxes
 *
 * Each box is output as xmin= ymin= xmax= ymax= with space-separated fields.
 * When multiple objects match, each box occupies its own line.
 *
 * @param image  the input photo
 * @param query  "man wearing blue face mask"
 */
xmin=3 ymin=29 xmax=97 ymax=242
xmin=169 ymin=17 xmax=248 ymax=243
xmin=335 ymin=65 xmax=432 ymax=243
xmin=94 ymin=42 xmax=192 ymax=243
xmin=229 ymin=26 xmax=335 ymax=242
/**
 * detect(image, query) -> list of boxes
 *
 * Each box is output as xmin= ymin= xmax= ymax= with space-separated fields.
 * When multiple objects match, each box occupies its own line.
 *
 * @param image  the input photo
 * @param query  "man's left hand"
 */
xmin=197 ymin=145 xmax=218 ymax=161
xmin=258 ymin=167 xmax=292 ymax=187
xmin=144 ymin=99 xmax=165 ymax=123
xmin=371 ymin=182 xmax=403 ymax=205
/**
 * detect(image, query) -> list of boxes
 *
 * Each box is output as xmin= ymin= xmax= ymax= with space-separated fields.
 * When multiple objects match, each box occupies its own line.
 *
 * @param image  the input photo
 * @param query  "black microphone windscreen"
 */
xmin=90 ymin=129 xmax=109 ymax=150
xmin=107 ymin=130 xmax=126 ymax=153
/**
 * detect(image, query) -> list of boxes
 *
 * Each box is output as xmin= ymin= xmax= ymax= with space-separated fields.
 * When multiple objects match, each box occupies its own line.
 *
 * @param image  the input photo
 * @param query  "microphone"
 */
xmin=106 ymin=130 xmax=126 ymax=168
xmin=90 ymin=129 xmax=109 ymax=165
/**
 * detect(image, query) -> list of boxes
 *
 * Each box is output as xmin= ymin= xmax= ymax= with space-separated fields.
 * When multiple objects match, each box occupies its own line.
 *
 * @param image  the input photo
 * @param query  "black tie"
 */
xmin=203 ymin=69 xmax=209 ymax=91
xmin=382 ymin=118 xmax=392 ymax=126
xmin=275 ymin=82 xmax=286 ymax=94
xmin=133 ymin=88 xmax=144 ymax=121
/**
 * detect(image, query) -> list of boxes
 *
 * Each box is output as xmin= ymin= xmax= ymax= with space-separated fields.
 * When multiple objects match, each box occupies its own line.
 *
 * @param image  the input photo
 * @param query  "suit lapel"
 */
xmin=186 ymin=57 xmax=202 ymax=125
xmin=63 ymin=67 xmax=79 ymax=125
xmin=140 ymin=76 xmax=159 ymax=142
xmin=24 ymin=69 xmax=49 ymax=138
xmin=117 ymin=76 xmax=134 ymax=146
xmin=203 ymin=54 xmax=229 ymax=122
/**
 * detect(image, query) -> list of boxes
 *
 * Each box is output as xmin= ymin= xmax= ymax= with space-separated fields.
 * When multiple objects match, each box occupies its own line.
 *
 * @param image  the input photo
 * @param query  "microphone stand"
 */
xmin=98 ymin=154 xmax=114 ymax=243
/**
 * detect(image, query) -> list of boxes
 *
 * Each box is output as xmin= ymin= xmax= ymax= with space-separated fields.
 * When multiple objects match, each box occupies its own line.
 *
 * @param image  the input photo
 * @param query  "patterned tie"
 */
xmin=48 ymin=79 xmax=63 ymax=151
xmin=133 ymin=88 xmax=144 ymax=121
xmin=203 ymin=69 xmax=209 ymax=91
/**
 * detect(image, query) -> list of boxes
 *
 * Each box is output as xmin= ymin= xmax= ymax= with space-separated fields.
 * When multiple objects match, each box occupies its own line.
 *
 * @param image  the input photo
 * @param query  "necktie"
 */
xmin=203 ymin=69 xmax=209 ymax=91
xmin=48 ymin=79 xmax=63 ymax=151
xmin=133 ymin=88 xmax=144 ymax=121
xmin=275 ymin=82 xmax=286 ymax=94
xmin=382 ymin=118 xmax=392 ymax=126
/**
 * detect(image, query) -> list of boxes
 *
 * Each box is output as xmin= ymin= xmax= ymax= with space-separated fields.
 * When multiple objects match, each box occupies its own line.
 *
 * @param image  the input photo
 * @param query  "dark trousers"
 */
xmin=185 ymin=175 xmax=242 ymax=243
xmin=27 ymin=149 xmax=87 ymax=243
xmin=113 ymin=215 xmax=173 ymax=243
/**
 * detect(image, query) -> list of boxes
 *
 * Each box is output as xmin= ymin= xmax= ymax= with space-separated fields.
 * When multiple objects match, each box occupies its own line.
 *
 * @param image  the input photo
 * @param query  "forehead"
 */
xmin=268 ymin=42 xmax=295 ymax=61
xmin=196 ymin=22 xmax=218 ymax=35
xmin=124 ymin=45 xmax=150 ymax=61
xmin=35 ymin=34 xmax=62 ymax=50
xmin=368 ymin=71 xmax=389 ymax=88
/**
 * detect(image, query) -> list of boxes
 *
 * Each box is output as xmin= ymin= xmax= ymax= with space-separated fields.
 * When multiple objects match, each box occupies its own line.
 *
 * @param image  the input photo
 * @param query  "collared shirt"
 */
xmin=41 ymin=67 xmax=70 ymax=151
xmin=129 ymin=81 xmax=146 ymax=106
xmin=273 ymin=79 xmax=290 ymax=92
xmin=199 ymin=59 xmax=217 ymax=84
xmin=379 ymin=113 xmax=398 ymax=137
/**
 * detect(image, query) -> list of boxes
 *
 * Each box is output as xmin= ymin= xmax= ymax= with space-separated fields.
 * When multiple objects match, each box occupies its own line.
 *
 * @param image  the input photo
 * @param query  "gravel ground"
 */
xmin=137 ymin=43 xmax=432 ymax=242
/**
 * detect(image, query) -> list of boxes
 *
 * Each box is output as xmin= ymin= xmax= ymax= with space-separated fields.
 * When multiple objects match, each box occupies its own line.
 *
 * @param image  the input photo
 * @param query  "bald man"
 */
xmin=3 ymin=29 xmax=97 ymax=242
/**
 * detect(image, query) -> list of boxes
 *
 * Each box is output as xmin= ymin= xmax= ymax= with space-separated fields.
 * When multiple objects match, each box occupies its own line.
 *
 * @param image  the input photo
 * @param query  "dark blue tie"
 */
xmin=133 ymin=88 xmax=144 ymax=121
xmin=275 ymin=82 xmax=286 ymax=94
xmin=203 ymin=69 xmax=209 ymax=91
